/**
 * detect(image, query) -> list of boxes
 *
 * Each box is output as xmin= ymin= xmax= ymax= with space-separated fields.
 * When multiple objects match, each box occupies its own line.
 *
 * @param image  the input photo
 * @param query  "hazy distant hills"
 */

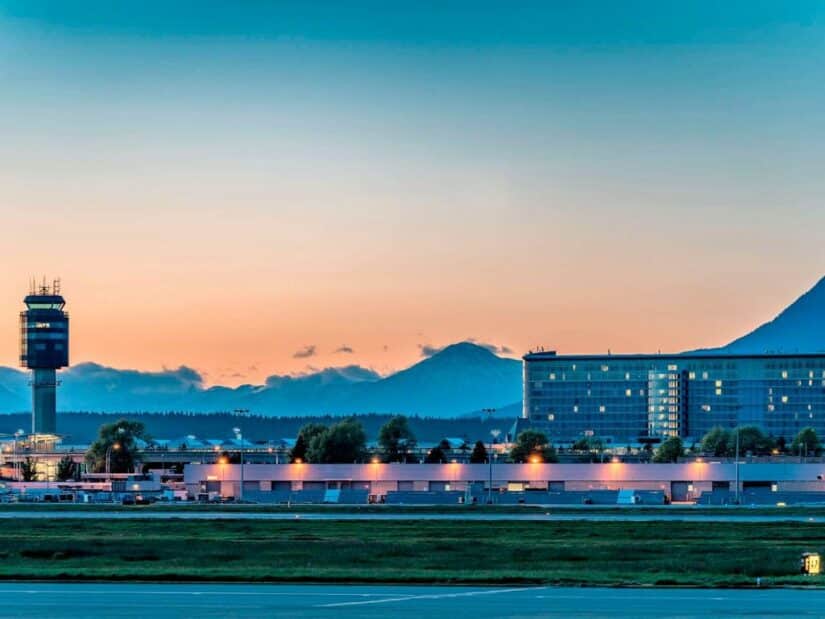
xmin=0 ymin=342 xmax=522 ymax=418
xmin=2 ymin=276 xmax=824 ymax=418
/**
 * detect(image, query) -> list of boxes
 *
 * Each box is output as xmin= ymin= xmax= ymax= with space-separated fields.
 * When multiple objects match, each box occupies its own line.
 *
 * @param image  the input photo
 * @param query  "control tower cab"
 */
xmin=20 ymin=279 xmax=69 ymax=434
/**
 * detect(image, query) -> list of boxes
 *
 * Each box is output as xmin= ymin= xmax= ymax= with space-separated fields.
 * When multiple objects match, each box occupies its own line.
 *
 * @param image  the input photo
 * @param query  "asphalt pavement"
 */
xmin=0 ymin=509 xmax=822 ymax=522
xmin=0 ymin=583 xmax=821 ymax=618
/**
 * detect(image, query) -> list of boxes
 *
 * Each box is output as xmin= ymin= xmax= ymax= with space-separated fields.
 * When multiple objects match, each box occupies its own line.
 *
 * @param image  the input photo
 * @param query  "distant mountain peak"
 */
xmin=710 ymin=275 xmax=825 ymax=354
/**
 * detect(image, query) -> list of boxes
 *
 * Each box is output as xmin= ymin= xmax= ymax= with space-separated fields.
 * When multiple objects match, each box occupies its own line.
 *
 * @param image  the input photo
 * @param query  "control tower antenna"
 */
xmin=20 ymin=279 xmax=69 ymax=435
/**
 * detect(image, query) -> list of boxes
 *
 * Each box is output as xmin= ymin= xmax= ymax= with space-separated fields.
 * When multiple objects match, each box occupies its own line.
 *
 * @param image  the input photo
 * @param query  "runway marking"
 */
xmin=317 ymin=586 xmax=547 ymax=607
xmin=0 ymin=589 xmax=395 ymax=598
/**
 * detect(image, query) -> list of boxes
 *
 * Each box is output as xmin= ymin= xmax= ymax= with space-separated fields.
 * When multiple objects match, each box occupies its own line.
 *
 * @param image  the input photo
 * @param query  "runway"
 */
xmin=0 ymin=583 xmax=821 ymax=618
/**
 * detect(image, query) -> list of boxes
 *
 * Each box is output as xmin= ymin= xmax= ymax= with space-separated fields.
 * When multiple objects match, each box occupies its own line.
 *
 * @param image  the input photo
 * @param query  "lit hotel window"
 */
xmin=549 ymin=373 xmax=556 ymax=380
xmin=625 ymin=389 xmax=632 ymax=397
xmin=573 ymin=405 xmax=579 ymax=413
xmin=547 ymin=414 xmax=555 ymax=421
xmin=599 ymin=405 xmax=606 ymax=413
xmin=702 ymin=372 xmax=709 ymax=380
xmin=781 ymin=395 xmax=789 ymax=403
xmin=601 ymin=365 xmax=609 ymax=372
xmin=715 ymin=388 xmax=722 ymax=396
xmin=715 ymin=380 xmax=723 ymax=388
xmin=668 ymin=364 xmax=678 ymax=371
xmin=701 ymin=404 xmax=711 ymax=412
xmin=768 ymin=404 xmax=775 ymax=412
xmin=688 ymin=372 xmax=696 ymax=380
xmin=782 ymin=370 xmax=788 ymax=379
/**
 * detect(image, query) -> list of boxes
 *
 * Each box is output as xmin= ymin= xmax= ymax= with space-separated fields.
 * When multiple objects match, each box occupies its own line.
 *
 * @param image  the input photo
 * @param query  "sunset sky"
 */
xmin=1 ymin=2 xmax=824 ymax=385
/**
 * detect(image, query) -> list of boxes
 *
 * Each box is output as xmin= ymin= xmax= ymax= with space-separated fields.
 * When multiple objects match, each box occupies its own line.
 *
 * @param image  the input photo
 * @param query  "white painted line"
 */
xmin=0 ymin=589 xmax=394 ymax=598
xmin=317 ymin=587 xmax=547 ymax=608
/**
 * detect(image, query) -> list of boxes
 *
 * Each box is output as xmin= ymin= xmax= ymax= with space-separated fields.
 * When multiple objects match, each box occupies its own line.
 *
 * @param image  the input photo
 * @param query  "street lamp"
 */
xmin=734 ymin=426 xmax=740 ymax=505
xmin=233 ymin=408 xmax=249 ymax=503
xmin=105 ymin=442 xmax=121 ymax=477
xmin=12 ymin=429 xmax=24 ymax=481
xmin=489 ymin=428 xmax=501 ymax=505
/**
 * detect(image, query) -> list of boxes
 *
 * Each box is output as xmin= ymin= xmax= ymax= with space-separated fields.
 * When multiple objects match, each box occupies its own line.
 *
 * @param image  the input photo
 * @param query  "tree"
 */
xmin=291 ymin=423 xmax=327 ymax=463
xmin=469 ymin=440 xmax=488 ymax=464
xmin=290 ymin=434 xmax=308 ymax=463
xmin=700 ymin=426 xmax=731 ymax=456
xmin=377 ymin=416 xmax=417 ymax=463
xmin=56 ymin=456 xmax=77 ymax=482
xmin=20 ymin=457 xmax=38 ymax=482
xmin=307 ymin=419 xmax=367 ymax=463
xmin=652 ymin=436 xmax=684 ymax=463
xmin=85 ymin=419 xmax=148 ymax=474
xmin=791 ymin=427 xmax=822 ymax=456
xmin=735 ymin=425 xmax=775 ymax=456
xmin=510 ymin=430 xmax=558 ymax=463
xmin=424 ymin=446 xmax=447 ymax=463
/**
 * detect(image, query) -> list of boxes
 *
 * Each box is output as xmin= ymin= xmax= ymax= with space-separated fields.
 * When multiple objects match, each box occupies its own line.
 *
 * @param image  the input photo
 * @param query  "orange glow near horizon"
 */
xmin=0 ymin=267 xmax=818 ymax=387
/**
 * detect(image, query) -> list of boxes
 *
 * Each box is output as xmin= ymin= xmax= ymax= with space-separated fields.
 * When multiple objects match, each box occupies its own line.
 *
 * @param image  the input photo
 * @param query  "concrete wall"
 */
xmin=185 ymin=462 xmax=825 ymax=499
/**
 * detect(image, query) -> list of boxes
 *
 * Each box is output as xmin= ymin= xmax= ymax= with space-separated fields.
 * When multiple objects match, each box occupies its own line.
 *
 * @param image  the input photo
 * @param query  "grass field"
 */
xmin=3 ymin=502 xmax=825 ymax=517
xmin=1 ymin=518 xmax=824 ymax=586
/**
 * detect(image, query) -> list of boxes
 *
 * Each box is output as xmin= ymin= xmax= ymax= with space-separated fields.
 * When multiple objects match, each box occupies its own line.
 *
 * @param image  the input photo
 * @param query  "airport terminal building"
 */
xmin=523 ymin=352 xmax=825 ymax=443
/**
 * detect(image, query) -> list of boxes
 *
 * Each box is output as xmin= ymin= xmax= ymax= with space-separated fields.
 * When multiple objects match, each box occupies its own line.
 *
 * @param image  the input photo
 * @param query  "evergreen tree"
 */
xmin=469 ymin=440 xmax=488 ymax=464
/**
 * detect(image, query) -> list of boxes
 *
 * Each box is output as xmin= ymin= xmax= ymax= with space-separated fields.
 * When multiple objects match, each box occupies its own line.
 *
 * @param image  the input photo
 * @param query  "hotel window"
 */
xmin=573 ymin=405 xmax=579 ymax=413
xmin=782 ymin=370 xmax=788 ymax=379
xmin=549 ymin=373 xmax=556 ymax=380
xmin=625 ymin=389 xmax=632 ymax=397
xmin=781 ymin=395 xmax=789 ymax=404
xmin=599 ymin=405 xmax=606 ymax=413
xmin=668 ymin=364 xmax=678 ymax=371
xmin=601 ymin=365 xmax=609 ymax=372
xmin=547 ymin=414 xmax=555 ymax=421
xmin=715 ymin=380 xmax=723 ymax=388
xmin=715 ymin=388 xmax=722 ymax=396
xmin=702 ymin=372 xmax=709 ymax=380
xmin=701 ymin=404 xmax=711 ymax=412
xmin=625 ymin=372 xmax=630 ymax=380
xmin=688 ymin=372 xmax=696 ymax=380
xmin=768 ymin=404 xmax=775 ymax=412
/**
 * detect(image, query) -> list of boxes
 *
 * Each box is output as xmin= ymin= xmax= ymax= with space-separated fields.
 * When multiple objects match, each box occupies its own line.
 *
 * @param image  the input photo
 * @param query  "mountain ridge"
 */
xmin=0 ymin=342 xmax=522 ymax=418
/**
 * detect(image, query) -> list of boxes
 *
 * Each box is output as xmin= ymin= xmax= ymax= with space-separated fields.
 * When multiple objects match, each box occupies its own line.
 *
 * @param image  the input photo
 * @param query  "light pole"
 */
xmin=12 ymin=429 xmax=24 ymax=481
xmin=481 ymin=408 xmax=497 ymax=504
xmin=105 ymin=442 xmax=121 ymax=477
xmin=233 ymin=408 xmax=249 ymax=503
xmin=489 ymin=428 xmax=501 ymax=505
xmin=734 ymin=426 xmax=740 ymax=505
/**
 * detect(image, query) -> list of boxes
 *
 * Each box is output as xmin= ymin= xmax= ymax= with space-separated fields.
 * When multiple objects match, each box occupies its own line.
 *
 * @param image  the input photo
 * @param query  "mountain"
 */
xmin=0 ymin=342 xmax=522 ymax=418
xmin=706 ymin=276 xmax=825 ymax=354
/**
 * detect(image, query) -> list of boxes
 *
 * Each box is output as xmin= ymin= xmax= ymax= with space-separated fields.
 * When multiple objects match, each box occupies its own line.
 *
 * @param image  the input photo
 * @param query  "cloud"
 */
xmin=467 ymin=338 xmax=514 ymax=356
xmin=334 ymin=345 xmax=354 ymax=354
xmin=419 ymin=344 xmax=443 ymax=358
xmin=292 ymin=345 xmax=317 ymax=359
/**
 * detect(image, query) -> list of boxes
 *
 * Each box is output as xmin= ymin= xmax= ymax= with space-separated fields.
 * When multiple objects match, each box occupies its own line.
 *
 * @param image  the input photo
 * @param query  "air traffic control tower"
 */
xmin=20 ymin=279 xmax=69 ymax=434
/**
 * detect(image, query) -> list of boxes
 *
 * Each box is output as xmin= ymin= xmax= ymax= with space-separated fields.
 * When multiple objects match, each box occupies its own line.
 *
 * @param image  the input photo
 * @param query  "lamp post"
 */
xmin=481 ymin=407 xmax=497 ymax=504
xmin=734 ymin=426 xmax=740 ymax=505
xmin=489 ymin=428 xmax=501 ymax=505
xmin=12 ymin=429 xmax=24 ymax=481
xmin=105 ymin=442 xmax=121 ymax=477
xmin=232 ymin=408 xmax=249 ymax=503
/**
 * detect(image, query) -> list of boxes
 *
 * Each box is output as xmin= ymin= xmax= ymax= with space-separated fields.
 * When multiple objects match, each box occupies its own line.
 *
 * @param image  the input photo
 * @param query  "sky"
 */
xmin=1 ymin=1 xmax=824 ymax=386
